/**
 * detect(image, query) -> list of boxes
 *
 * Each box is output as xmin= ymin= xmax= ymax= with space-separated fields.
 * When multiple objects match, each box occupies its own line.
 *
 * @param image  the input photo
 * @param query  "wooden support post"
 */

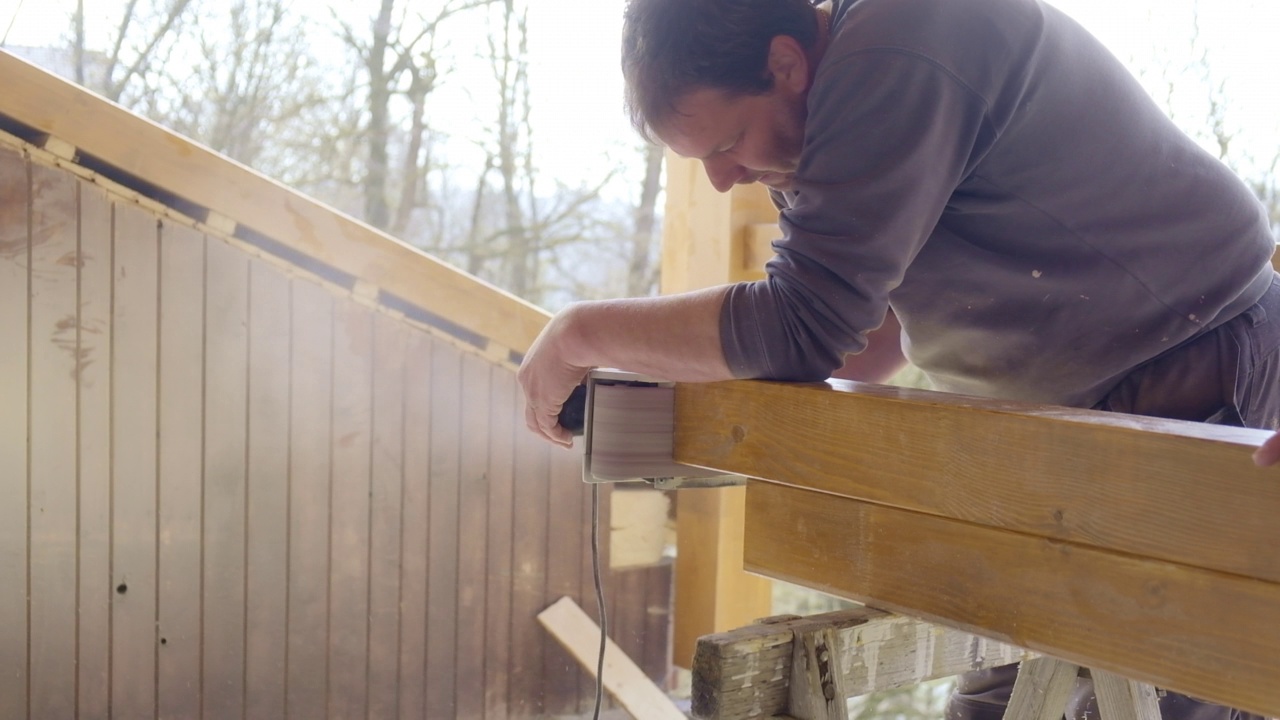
xmin=1003 ymin=657 xmax=1080 ymax=720
xmin=788 ymin=619 xmax=851 ymax=720
xmin=1093 ymin=670 xmax=1162 ymax=720
xmin=663 ymin=152 xmax=778 ymax=667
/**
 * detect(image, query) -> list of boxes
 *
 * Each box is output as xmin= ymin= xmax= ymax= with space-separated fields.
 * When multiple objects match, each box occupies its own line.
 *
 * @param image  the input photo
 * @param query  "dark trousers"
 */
xmin=947 ymin=273 xmax=1280 ymax=720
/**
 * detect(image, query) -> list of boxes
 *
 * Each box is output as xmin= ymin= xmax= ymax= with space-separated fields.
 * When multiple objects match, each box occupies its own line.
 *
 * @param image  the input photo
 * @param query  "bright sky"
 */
xmin=1 ymin=0 xmax=1277 ymax=183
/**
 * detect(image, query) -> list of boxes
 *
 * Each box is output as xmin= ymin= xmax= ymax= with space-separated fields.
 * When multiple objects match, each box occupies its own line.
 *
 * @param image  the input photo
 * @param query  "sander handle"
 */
xmin=558 ymin=384 xmax=588 ymax=436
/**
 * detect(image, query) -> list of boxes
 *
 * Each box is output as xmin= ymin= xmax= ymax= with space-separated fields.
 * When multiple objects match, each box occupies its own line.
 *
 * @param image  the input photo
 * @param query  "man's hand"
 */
xmin=1253 ymin=431 xmax=1280 ymax=467
xmin=517 ymin=288 xmax=738 ymax=446
xmin=518 ymin=307 xmax=590 ymax=447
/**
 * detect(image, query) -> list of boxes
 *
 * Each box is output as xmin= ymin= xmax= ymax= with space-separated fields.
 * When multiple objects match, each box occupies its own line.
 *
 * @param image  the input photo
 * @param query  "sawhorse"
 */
xmin=691 ymin=608 xmax=1162 ymax=720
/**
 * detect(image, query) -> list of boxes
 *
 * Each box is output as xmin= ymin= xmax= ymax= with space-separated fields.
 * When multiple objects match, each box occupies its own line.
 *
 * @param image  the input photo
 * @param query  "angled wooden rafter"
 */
xmin=0 ymin=49 xmax=549 ymax=360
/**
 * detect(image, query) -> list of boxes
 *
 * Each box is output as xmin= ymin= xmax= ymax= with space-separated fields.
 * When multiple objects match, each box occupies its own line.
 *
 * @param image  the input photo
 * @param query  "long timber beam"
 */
xmin=672 ymin=379 xmax=1280 ymax=717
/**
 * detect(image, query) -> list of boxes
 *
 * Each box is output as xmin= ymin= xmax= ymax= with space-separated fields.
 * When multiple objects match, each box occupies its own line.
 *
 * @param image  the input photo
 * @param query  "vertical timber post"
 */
xmin=662 ymin=151 xmax=777 ymax=668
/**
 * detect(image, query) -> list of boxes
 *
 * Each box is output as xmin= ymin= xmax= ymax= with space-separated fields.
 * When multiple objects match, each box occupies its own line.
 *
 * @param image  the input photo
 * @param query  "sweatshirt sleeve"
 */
xmin=720 ymin=48 xmax=994 ymax=380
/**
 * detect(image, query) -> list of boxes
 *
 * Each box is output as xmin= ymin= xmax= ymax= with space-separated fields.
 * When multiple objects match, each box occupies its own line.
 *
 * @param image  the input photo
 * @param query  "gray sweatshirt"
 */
xmin=719 ymin=0 xmax=1275 ymax=407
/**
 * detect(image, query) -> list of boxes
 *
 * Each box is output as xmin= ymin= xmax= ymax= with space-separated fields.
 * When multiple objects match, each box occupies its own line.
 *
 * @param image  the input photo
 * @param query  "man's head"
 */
xmin=622 ymin=0 xmax=825 ymax=192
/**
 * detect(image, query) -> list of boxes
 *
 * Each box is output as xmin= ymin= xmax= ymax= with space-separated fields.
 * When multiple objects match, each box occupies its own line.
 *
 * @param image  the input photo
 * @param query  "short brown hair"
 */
xmin=622 ymin=0 xmax=821 ymax=142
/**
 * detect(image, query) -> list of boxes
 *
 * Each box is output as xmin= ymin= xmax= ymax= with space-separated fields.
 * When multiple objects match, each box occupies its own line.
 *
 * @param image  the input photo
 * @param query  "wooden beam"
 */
xmin=674 ymin=379 xmax=1280 ymax=584
xmin=741 ymin=481 xmax=1280 ymax=718
xmin=0 ymin=50 xmax=548 ymax=356
xmin=690 ymin=607 xmax=1032 ymax=720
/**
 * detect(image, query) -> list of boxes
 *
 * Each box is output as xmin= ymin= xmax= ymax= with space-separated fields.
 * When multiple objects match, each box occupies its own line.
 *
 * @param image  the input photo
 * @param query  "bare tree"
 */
xmin=80 ymin=0 xmax=196 ymax=103
xmin=1139 ymin=1 xmax=1280 ymax=238
xmin=128 ymin=0 xmax=337 ymax=182
xmin=334 ymin=0 xmax=492 ymax=232
xmin=627 ymin=143 xmax=665 ymax=297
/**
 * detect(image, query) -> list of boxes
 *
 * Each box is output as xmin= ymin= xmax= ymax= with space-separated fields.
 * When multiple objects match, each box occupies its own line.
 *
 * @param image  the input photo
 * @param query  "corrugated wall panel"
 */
xmin=286 ymin=276 xmax=333 ymax=719
xmin=399 ymin=329 xmax=432 ymax=720
xmin=0 ymin=147 xmax=30 ymax=720
xmin=546 ymin=440 xmax=587 ymax=714
xmin=28 ymin=158 xmax=79 ymax=719
xmin=204 ymin=235 xmax=252 ymax=718
xmin=0 ymin=140 xmax=674 ymax=719
xmin=426 ymin=341 xmax=463 ymax=718
xmin=484 ymin=367 xmax=517 ymax=720
xmin=509 ymin=408 xmax=552 ymax=717
xmin=329 ymin=296 xmax=375 ymax=718
xmin=78 ymin=179 xmax=114 ymax=720
xmin=156 ymin=220 xmax=205 ymax=718
xmin=111 ymin=199 xmax=161 ymax=717
xmin=369 ymin=312 xmax=407 ymax=720
xmin=456 ymin=352 xmax=492 ymax=720
xmin=245 ymin=256 xmax=291 ymax=719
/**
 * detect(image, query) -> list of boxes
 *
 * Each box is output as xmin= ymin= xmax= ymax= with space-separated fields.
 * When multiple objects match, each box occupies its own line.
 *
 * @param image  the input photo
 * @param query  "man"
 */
xmin=517 ymin=0 xmax=1280 ymax=717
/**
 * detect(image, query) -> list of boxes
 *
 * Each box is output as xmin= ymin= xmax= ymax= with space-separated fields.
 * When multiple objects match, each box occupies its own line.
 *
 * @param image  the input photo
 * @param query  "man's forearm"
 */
xmin=554 ymin=286 xmax=734 ymax=381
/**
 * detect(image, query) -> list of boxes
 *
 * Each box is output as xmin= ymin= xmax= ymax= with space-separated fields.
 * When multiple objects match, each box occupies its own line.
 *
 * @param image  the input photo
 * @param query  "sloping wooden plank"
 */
xmin=204 ymin=236 xmax=251 ymax=718
xmin=675 ymin=379 xmax=1280 ymax=583
xmin=368 ymin=312 xmax=407 ymax=720
xmin=742 ymin=480 xmax=1280 ymax=718
xmin=245 ymin=256 xmax=292 ymax=720
xmin=398 ymin=330 xmax=433 ymax=720
xmin=77 ymin=178 xmax=113 ymax=719
xmin=328 ymin=297 xmax=373 ymax=719
xmin=484 ymin=366 xmax=517 ymax=720
xmin=155 ymin=220 xmax=206 ymax=718
xmin=285 ymin=277 xmax=334 ymax=720
xmin=1093 ymin=669 xmax=1162 ymax=720
xmin=455 ymin=351 xmax=492 ymax=720
xmin=426 ymin=341 xmax=462 ymax=718
xmin=0 ymin=144 xmax=30 ymax=720
xmin=538 ymin=595 xmax=686 ymax=720
xmin=27 ymin=158 xmax=79 ymax=718
xmin=111 ymin=198 xmax=161 ymax=718
xmin=0 ymin=50 xmax=550 ymax=357
xmin=1004 ymin=657 xmax=1079 ymax=720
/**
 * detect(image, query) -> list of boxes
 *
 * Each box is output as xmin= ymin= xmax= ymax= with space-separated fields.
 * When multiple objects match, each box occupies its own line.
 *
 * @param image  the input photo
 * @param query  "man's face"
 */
xmin=657 ymin=85 xmax=808 ymax=193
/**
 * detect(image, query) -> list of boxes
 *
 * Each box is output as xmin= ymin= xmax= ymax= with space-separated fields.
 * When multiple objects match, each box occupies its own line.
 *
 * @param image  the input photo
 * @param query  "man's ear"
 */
xmin=766 ymin=35 xmax=811 ymax=94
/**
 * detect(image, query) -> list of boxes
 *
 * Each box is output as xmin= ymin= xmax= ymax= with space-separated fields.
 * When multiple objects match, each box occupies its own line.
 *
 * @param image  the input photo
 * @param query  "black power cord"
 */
xmin=590 ymin=482 xmax=607 ymax=719
xmin=560 ymin=384 xmax=607 ymax=718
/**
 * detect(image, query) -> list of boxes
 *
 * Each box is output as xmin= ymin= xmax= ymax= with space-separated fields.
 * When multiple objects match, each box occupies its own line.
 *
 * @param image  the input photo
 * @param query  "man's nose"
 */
xmin=701 ymin=157 xmax=742 ymax=193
